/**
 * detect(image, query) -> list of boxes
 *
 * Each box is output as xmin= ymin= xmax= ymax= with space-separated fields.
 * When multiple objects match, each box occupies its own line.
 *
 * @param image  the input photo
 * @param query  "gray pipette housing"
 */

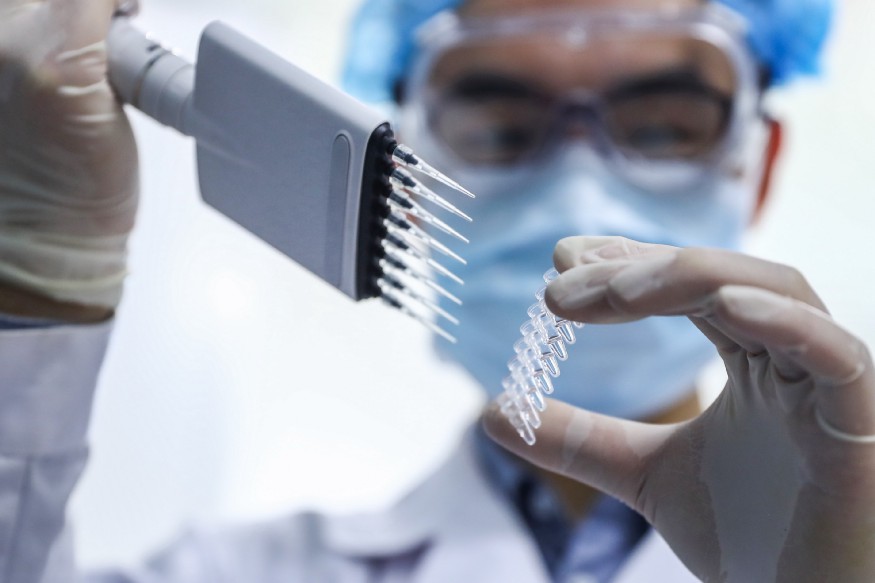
xmin=108 ymin=20 xmax=389 ymax=299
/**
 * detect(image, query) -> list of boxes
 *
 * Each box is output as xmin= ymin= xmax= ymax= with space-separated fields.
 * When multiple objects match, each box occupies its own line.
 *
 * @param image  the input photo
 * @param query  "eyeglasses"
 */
xmin=431 ymin=67 xmax=733 ymax=166
xmin=401 ymin=5 xmax=760 ymax=189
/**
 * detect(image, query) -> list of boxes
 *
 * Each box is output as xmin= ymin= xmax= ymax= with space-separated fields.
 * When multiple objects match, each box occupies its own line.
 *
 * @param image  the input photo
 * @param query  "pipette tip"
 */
xmin=382 ymin=295 xmax=458 ymax=343
xmin=390 ymin=168 xmax=473 ymax=222
xmin=392 ymin=143 xmax=476 ymax=199
xmin=384 ymin=219 xmax=467 ymax=265
xmin=388 ymin=198 xmax=470 ymax=244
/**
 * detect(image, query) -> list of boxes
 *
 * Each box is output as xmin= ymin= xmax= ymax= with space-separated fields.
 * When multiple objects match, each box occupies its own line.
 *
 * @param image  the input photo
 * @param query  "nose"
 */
xmin=563 ymin=118 xmax=593 ymax=141
xmin=555 ymin=98 xmax=599 ymax=143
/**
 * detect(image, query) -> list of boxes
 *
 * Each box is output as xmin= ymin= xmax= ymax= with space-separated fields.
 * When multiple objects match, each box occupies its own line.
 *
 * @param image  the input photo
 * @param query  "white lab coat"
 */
xmin=0 ymin=322 xmax=699 ymax=583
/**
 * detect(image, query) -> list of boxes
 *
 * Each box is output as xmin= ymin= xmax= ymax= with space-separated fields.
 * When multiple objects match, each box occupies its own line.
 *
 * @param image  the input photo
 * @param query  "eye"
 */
xmin=431 ymin=101 xmax=547 ymax=164
xmin=624 ymin=123 xmax=695 ymax=151
xmin=603 ymin=69 xmax=732 ymax=160
xmin=430 ymin=72 xmax=551 ymax=165
xmin=441 ymin=71 xmax=544 ymax=102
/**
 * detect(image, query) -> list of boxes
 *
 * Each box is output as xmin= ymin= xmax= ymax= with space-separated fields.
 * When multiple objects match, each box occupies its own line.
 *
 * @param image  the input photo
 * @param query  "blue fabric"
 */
xmin=342 ymin=0 xmax=835 ymax=102
xmin=720 ymin=0 xmax=834 ymax=84
xmin=556 ymin=498 xmax=651 ymax=583
xmin=474 ymin=427 xmax=649 ymax=582
xmin=0 ymin=313 xmax=63 ymax=329
xmin=429 ymin=144 xmax=746 ymax=419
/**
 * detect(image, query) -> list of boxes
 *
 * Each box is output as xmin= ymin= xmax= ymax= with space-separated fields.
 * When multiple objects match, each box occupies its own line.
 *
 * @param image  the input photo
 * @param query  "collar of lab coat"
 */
xmin=318 ymin=427 xmax=698 ymax=583
xmin=320 ymin=428 xmax=552 ymax=580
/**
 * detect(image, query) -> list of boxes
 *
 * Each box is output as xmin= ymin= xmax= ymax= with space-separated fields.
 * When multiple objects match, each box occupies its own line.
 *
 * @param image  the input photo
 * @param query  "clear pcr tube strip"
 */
xmin=498 ymin=268 xmax=585 ymax=445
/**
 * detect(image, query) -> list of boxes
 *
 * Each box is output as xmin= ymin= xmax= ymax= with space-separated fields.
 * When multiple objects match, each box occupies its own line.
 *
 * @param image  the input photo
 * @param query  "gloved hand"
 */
xmin=484 ymin=236 xmax=875 ymax=583
xmin=0 ymin=0 xmax=139 ymax=316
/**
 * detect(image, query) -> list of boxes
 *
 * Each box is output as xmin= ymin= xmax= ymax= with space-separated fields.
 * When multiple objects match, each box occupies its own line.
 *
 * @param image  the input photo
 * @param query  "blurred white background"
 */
xmin=70 ymin=0 xmax=875 ymax=569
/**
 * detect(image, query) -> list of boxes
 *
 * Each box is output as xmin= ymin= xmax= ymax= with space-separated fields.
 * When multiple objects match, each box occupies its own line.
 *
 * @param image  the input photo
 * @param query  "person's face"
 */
xmin=415 ymin=0 xmax=777 ymax=420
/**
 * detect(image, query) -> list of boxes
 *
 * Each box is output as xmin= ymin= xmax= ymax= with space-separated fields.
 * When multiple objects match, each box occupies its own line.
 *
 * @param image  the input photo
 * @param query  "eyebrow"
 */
xmin=442 ymin=71 xmax=546 ymax=100
xmin=437 ymin=65 xmax=732 ymax=105
xmin=606 ymin=66 xmax=730 ymax=100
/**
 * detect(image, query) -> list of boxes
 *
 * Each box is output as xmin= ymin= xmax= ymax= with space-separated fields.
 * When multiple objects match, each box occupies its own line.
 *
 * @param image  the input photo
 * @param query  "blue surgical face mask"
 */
xmin=426 ymin=143 xmax=762 ymax=420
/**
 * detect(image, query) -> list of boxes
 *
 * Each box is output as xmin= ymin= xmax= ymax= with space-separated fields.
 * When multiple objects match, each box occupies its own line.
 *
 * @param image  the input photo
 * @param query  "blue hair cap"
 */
xmin=342 ymin=0 xmax=835 ymax=102
xmin=342 ymin=0 xmax=460 ymax=103
xmin=720 ymin=0 xmax=834 ymax=85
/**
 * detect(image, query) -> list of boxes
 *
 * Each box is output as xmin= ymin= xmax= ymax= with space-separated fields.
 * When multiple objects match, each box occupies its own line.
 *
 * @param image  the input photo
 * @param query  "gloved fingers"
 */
xmin=482 ymin=397 xmax=674 ymax=513
xmin=713 ymin=285 xmax=875 ymax=439
xmin=546 ymin=259 xmax=640 ymax=324
xmin=546 ymin=245 xmax=828 ymax=326
xmin=0 ymin=1 xmax=31 ymax=18
xmin=0 ymin=0 xmax=117 ymax=67
xmin=553 ymin=236 xmax=673 ymax=272
xmin=0 ymin=3 xmax=48 ymax=59
xmin=45 ymin=0 xmax=116 ymax=87
xmin=768 ymin=350 xmax=810 ymax=384
xmin=0 ymin=1 xmax=46 ymax=18
xmin=113 ymin=0 xmax=139 ymax=16
xmin=48 ymin=0 xmax=115 ymax=54
xmin=690 ymin=314 xmax=766 ymax=356
xmin=0 ymin=0 xmax=120 ymax=119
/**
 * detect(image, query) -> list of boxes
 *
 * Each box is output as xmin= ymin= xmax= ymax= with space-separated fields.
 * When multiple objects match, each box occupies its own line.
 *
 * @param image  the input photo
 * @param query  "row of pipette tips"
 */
xmin=376 ymin=142 xmax=474 ymax=343
xmin=499 ymin=268 xmax=584 ymax=445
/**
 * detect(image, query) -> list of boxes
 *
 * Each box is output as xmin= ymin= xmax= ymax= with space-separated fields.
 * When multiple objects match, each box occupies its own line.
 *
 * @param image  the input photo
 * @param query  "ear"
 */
xmin=750 ymin=117 xmax=784 ymax=225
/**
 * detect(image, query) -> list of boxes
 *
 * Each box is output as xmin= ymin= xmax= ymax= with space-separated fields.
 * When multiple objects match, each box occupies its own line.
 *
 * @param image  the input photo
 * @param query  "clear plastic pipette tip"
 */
xmin=377 ymin=277 xmax=459 ymax=325
xmin=389 ymin=191 xmax=469 ymax=243
xmin=383 ymin=240 xmax=464 ymax=285
xmin=383 ymin=296 xmax=457 ymax=343
xmin=392 ymin=143 xmax=476 ymax=199
xmin=387 ymin=198 xmax=469 ymax=244
xmin=384 ymin=219 xmax=467 ymax=265
xmin=391 ymin=281 xmax=460 ymax=325
xmin=407 ymin=247 xmax=464 ymax=285
xmin=390 ymin=168 xmax=473 ymax=222
xmin=379 ymin=257 xmax=463 ymax=305
xmin=372 ymin=144 xmax=474 ymax=342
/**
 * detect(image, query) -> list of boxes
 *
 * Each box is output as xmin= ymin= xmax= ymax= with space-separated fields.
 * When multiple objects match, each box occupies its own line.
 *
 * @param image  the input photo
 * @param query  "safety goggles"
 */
xmin=400 ymin=5 xmax=761 ymax=189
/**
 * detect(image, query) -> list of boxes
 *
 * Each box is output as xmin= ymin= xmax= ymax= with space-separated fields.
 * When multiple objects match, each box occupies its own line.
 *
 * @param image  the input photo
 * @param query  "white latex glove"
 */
xmin=484 ymin=236 xmax=875 ymax=583
xmin=0 ymin=0 xmax=139 ymax=310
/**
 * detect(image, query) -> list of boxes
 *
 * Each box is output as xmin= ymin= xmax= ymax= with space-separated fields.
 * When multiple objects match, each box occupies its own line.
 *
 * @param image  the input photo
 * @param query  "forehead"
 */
xmin=426 ymin=0 xmax=732 ymax=93
xmin=460 ymin=0 xmax=703 ymax=17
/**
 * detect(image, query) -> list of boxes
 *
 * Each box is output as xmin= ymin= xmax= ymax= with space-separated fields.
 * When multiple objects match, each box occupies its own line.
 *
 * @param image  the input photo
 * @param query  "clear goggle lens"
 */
xmin=407 ymin=8 xmax=756 ymax=177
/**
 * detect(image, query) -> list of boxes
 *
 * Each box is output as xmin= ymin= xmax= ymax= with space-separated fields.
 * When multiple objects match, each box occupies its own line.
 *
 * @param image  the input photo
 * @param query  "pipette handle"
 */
xmin=107 ymin=18 xmax=195 ymax=135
